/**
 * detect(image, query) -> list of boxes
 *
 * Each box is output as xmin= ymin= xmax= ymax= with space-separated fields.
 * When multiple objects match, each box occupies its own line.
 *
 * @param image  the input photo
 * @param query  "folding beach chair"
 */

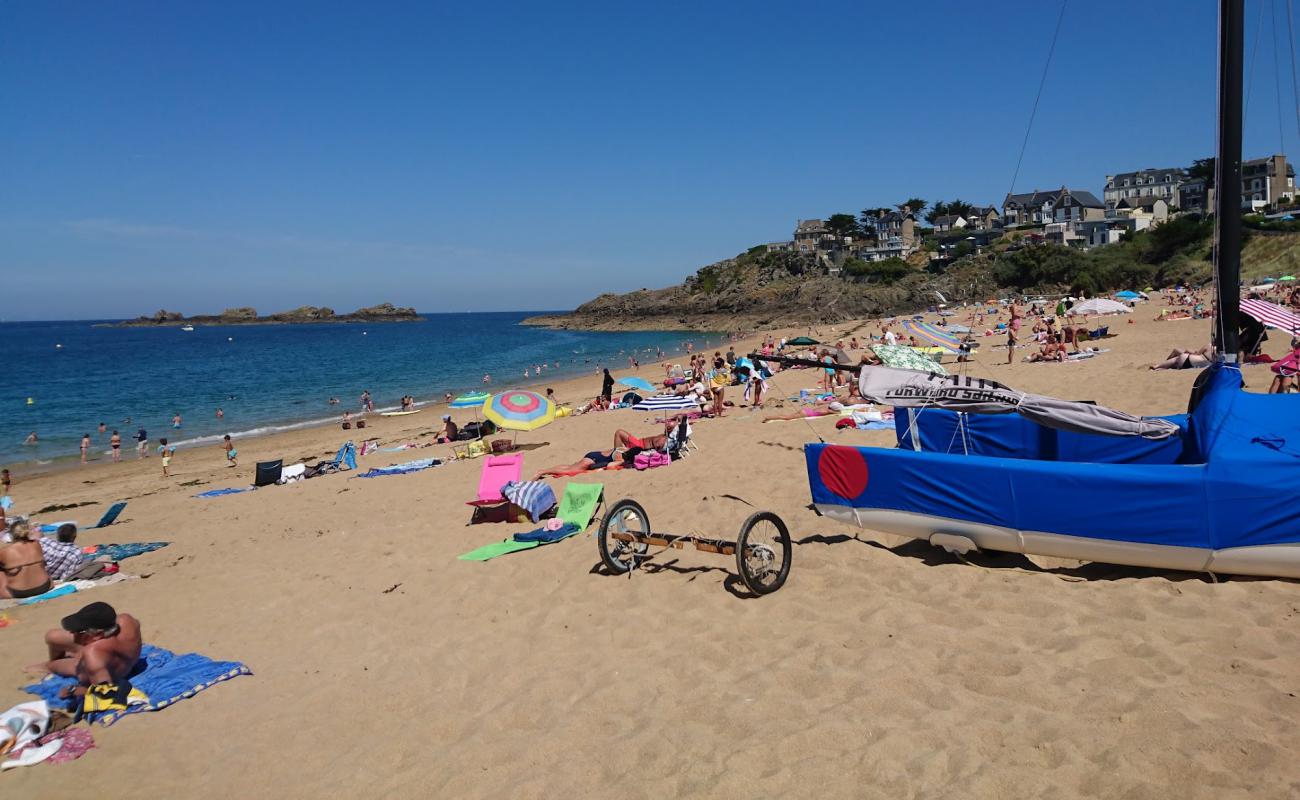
xmin=663 ymin=417 xmax=697 ymax=459
xmin=466 ymin=453 xmax=524 ymax=524
xmin=91 ymin=501 xmax=127 ymax=529
xmin=254 ymin=460 xmax=284 ymax=488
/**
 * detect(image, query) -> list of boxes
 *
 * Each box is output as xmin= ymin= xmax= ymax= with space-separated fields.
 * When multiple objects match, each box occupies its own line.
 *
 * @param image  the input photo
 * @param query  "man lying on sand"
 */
xmin=611 ymin=414 xmax=691 ymax=452
xmin=39 ymin=602 xmax=142 ymax=697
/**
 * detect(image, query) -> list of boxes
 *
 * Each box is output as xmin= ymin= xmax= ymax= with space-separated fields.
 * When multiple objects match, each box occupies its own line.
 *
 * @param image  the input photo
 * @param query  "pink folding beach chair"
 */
xmin=466 ymin=453 xmax=523 ymax=524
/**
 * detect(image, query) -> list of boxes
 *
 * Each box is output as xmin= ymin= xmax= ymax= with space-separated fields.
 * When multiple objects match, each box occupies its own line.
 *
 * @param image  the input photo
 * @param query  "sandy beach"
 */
xmin=4 ymin=309 xmax=1300 ymax=798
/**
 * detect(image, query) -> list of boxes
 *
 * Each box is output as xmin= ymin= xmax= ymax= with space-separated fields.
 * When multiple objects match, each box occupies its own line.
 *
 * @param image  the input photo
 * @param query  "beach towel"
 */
xmin=500 ymin=480 xmax=557 ymax=523
xmin=513 ymin=522 xmax=580 ymax=543
xmin=194 ymin=487 xmax=249 ymax=498
xmin=457 ymin=540 xmax=540 ymax=560
xmin=92 ymin=502 xmax=127 ymax=529
xmin=82 ymin=542 xmax=169 ymax=562
xmin=556 ymin=482 xmax=604 ymax=528
xmin=355 ymin=458 xmax=441 ymax=478
xmin=0 ymin=574 xmax=138 ymax=610
xmin=25 ymin=644 xmax=251 ymax=727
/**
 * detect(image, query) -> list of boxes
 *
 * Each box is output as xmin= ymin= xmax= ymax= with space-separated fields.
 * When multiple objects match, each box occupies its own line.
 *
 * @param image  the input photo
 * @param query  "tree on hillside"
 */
xmin=946 ymin=199 xmax=975 ymax=219
xmin=925 ymin=201 xmax=950 ymax=224
xmin=826 ymin=213 xmax=861 ymax=239
xmin=899 ymin=198 xmax=927 ymax=215
xmin=1189 ymin=157 xmax=1215 ymax=188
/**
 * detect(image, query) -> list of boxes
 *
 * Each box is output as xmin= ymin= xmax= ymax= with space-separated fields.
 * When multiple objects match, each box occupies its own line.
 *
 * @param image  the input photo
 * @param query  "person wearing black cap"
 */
xmin=42 ymin=602 xmax=141 ymax=693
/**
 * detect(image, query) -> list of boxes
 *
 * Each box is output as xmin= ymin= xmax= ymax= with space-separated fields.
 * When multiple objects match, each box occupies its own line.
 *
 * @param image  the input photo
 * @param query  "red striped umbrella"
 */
xmin=1241 ymin=298 xmax=1300 ymax=334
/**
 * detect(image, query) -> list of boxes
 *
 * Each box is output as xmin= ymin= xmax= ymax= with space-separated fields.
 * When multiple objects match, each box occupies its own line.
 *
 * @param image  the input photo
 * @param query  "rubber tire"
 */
xmin=736 ymin=511 xmax=792 ymax=595
xmin=598 ymin=498 xmax=650 ymax=576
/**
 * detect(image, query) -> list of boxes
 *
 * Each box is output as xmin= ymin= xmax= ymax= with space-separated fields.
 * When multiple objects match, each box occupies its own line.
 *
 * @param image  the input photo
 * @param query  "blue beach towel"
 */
xmin=356 ymin=458 xmax=441 ymax=478
xmin=195 ymin=487 xmax=250 ymax=498
xmin=17 ymin=584 xmax=79 ymax=605
xmin=26 ymin=644 xmax=252 ymax=727
xmin=513 ymin=522 xmax=580 ymax=544
xmin=84 ymin=542 xmax=170 ymax=562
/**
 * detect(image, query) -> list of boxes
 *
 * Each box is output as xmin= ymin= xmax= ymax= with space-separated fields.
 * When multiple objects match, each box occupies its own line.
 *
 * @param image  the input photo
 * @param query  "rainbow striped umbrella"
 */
xmin=484 ymin=390 xmax=556 ymax=432
xmin=901 ymin=320 xmax=963 ymax=353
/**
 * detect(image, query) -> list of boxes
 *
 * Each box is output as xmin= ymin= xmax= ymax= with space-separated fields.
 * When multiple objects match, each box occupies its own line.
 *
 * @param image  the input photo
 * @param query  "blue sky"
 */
xmin=1 ymin=1 xmax=1293 ymax=319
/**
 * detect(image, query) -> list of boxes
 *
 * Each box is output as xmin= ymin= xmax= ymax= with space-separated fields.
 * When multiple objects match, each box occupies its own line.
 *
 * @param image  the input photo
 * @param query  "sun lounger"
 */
xmin=467 ymin=453 xmax=525 ymax=524
xmin=91 ymin=502 xmax=127 ymax=529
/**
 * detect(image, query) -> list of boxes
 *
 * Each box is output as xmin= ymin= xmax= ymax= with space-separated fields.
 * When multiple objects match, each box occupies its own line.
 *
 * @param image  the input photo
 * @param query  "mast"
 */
xmin=1214 ymin=0 xmax=1245 ymax=361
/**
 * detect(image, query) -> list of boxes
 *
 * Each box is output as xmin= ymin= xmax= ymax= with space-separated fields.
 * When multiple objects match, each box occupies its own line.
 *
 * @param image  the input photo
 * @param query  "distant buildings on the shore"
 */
xmin=762 ymin=153 xmax=1298 ymax=269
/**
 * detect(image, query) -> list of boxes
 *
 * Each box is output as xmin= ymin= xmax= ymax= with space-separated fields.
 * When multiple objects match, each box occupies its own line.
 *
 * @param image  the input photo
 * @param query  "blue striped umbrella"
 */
xmin=450 ymin=391 xmax=490 ymax=409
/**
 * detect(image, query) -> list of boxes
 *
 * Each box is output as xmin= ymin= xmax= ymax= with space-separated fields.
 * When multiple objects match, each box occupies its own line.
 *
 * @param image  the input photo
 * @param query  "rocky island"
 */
xmin=107 ymin=302 xmax=422 ymax=327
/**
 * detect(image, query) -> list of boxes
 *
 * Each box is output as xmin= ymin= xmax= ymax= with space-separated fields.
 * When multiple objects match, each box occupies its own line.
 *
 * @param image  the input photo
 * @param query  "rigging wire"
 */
xmin=1005 ymin=0 xmax=1068 ymax=202
xmin=1273 ymin=0 xmax=1288 ymax=154
xmin=1246 ymin=0 xmax=1266 ymax=121
xmin=1285 ymin=0 xmax=1300 ymax=141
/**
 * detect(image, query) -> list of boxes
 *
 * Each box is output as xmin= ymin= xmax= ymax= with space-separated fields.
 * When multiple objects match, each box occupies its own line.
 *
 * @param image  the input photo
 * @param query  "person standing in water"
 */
xmin=109 ymin=430 xmax=121 ymax=463
xmin=172 ymin=413 xmax=182 ymax=429
xmin=97 ymin=422 xmax=106 ymax=435
xmin=135 ymin=427 xmax=148 ymax=459
xmin=80 ymin=433 xmax=90 ymax=464
xmin=216 ymin=407 xmax=224 ymax=420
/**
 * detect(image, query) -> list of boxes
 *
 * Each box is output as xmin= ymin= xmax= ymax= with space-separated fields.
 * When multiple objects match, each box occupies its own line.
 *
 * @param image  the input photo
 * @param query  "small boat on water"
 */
xmin=181 ymin=325 xmax=195 ymax=332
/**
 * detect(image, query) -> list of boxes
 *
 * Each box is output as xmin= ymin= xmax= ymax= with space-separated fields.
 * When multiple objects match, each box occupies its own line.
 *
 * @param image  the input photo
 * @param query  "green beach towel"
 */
xmin=558 ymin=482 xmax=604 ymax=528
xmin=456 ymin=483 xmax=604 ymax=562
xmin=457 ymin=540 xmax=539 ymax=561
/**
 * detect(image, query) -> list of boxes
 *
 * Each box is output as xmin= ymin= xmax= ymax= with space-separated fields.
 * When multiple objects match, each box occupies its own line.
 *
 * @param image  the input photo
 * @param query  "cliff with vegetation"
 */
xmin=526 ymin=221 xmax=1300 ymax=331
xmin=108 ymin=302 xmax=421 ymax=327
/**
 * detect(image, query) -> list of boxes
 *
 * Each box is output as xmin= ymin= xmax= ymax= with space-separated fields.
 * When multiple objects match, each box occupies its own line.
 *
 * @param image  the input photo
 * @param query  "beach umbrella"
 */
xmin=616 ymin=376 xmax=655 ymax=393
xmin=871 ymin=344 xmax=948 ymax=376
xmin=450 ymin=391 xmax=489 ymax=409
xmin=484 ymin=390 xmax=556 ymax=432
xmin=786 ymin=336 xmax=820 ymax=346
xmin=1114 ymin=290 xmax=1141 ymax=300
xmin=1241 ymin=297 xmax=1300 ymax=333
xmin=1282 ymin=275 xmax=1297 ymax=281
xmin=945 ymin=323 xmax=973 ymax=334
xmin=1068 ymin=298 xmax=1132 ymax=316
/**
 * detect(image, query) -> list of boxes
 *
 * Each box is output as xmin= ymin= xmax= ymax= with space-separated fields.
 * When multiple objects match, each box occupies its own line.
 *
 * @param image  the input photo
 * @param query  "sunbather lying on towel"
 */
xmin=534 ymin=450 xmax=617 ymax=478
xmin=611 ymin=414 xmax=691 ymax=452
xmin=38 ymin=602 xmax=142 ymax=697
xmin=762 ymin=400 xmax=844 ymax=423
xmin=1149 ymin=344 xmax=1215 ymax=370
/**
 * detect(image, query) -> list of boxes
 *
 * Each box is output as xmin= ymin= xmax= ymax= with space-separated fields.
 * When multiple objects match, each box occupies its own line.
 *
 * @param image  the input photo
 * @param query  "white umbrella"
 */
xmin=1068 ymin=298 xmax=1132 ymax=316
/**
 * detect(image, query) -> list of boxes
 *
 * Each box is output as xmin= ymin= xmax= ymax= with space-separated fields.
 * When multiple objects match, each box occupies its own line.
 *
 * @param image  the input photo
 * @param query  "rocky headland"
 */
xmin=107 ymin=303 xmax=422 ymax=327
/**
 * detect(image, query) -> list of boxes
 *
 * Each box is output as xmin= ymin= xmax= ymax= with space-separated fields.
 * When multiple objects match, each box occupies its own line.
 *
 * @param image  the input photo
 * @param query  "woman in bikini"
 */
xmin=0 ymin=519 xmax=53 ymax=599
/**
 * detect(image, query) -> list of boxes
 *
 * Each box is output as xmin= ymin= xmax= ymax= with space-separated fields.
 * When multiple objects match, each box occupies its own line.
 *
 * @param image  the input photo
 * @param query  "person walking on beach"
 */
xmin=223 ymin=435 xmax=237 ymax=467
xmin=158 ymin=438 xmax=174 ymax=477
xmin=80 ymin=433 xmax=90 ymax=464
xmin=109 ymin=430 xmax=121 ymax=463
xmin=601 ymin=368 xmax=614 ymax=403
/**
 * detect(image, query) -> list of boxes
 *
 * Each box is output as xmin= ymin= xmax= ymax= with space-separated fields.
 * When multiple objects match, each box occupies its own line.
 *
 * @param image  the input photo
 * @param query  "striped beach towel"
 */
xmin=632 ymin=394 xmax=700 ymax=411
xmin=501 ymin=480 xmax=557 ymax=523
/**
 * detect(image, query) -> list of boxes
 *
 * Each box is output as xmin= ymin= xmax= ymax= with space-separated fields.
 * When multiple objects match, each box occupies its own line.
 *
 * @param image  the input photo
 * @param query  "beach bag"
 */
xmin=467 ymin=439 xmax=490 ymax=458
xmin=356 ymin=419 xmax=366 ymax=429
xmin=342 ymin=421 xmax=352 ymax=430
xmin=491 ymin=439 xmax=513 ymax=454
xmin=633 ymin=451 xmax=671 ymax=470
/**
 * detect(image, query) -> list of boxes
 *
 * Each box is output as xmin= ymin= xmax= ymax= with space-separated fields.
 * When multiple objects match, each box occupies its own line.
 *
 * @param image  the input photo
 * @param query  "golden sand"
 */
xmin=3 ymin=310 xmax=1300 ymax=798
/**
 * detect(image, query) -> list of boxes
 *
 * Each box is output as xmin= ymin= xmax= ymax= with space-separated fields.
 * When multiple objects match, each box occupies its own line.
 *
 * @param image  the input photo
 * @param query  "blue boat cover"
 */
xmin=808 ymin=364 xmax=1300 ymax=551
xmin=893 ymin=408 xmax=1189 ymax=464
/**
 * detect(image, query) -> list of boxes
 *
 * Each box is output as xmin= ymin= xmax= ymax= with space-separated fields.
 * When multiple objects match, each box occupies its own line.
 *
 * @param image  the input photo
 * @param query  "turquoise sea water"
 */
xmin=1 ymin=313 xmax=714 ymax=468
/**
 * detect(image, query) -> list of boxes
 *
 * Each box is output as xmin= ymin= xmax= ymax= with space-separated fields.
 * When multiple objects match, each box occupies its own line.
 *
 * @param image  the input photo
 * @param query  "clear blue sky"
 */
xmin=2 ymin=1 xmax=1294 ymax=320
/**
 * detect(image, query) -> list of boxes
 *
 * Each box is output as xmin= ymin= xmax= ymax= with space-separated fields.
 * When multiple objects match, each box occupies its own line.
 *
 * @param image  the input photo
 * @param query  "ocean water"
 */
xmin=1 ymin=313 xmax=715 ymax=468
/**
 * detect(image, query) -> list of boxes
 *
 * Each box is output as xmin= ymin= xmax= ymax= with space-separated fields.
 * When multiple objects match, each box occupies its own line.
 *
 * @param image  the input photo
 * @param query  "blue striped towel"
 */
xmin=501 ymin=480 xmax=557 ymax=523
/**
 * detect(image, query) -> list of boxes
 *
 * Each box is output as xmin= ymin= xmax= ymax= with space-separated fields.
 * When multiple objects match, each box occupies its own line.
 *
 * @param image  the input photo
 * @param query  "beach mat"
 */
xmin=0 ymin=574 xmax=138 ymax=610
xmin=557 ymin=483 xmax=603 ymax=529
xmin=457 ymin=540 xmax=539 ymax=561
xmin=82 ymin=542 xmax=169 ymax=562
xmin=26 ymin=644 xmax=251 ymax=727
xmin=194 ymin=487 xmax=250 ymax=498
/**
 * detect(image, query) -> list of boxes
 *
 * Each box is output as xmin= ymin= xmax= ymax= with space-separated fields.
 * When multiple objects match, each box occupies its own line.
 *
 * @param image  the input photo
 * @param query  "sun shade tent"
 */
xmin=870 ymin=344 xmax=948 ymax=376
xmin=616 ymin=377 xmax=655 ymax=393
xmin=902 ymin=320 xmax=964 ymax=353
xmin=786 ymin=336 xmax=820 ymax=346
xmin=254 ymin=460 xmax=284 ymax=487
xmin=1240 ymin=297 xmax=1300 ymax=334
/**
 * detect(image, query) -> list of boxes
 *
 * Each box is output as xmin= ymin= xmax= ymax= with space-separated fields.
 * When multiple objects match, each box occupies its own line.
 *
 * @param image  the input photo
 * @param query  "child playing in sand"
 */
xmin=158 ymin=438 xmax=175 ymax=477
xmin=224 ymin=435 xmax=238 ymax=467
